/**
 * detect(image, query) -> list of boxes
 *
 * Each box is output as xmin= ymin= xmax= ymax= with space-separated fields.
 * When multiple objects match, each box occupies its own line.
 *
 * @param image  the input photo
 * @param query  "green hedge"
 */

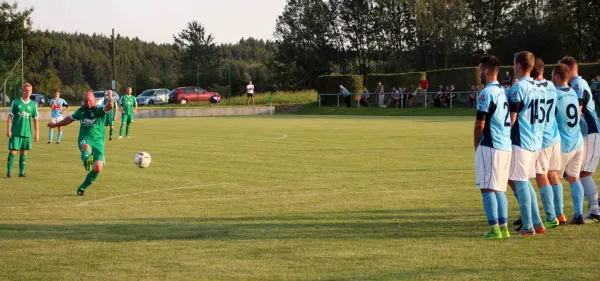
xmin=426 ymin=67 xmax=480 ymax=92
xmin=428 ymin=63 xmax=600 ymax=91
xmin=366 ymin=72 xmax=426 ymax=92
xmin=316 ymin=75 xmax=363 ymax=94
xmin=316 ymin=75 xmax=364 ymax=105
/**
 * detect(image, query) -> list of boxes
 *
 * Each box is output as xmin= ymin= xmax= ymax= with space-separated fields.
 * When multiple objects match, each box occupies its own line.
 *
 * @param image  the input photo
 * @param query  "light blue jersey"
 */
xmin=509 ymin=77 xmax=545 ymax=152
xmin=536 ymin=80 xmax=561 ymax=148
xmin=50 ymin=98 xmax=68 ymax=119
xmin=556 ymin=86 xmax=584 ymax=153
xmin=477 ymin=81 xmax=512 ymax=151
xmin=571 ymin=76 xmax=600 ymax=136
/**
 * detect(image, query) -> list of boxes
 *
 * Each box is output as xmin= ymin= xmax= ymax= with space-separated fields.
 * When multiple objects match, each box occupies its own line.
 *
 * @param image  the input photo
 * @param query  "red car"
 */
xmin=168 ymin=86 xmax=219 ymax=104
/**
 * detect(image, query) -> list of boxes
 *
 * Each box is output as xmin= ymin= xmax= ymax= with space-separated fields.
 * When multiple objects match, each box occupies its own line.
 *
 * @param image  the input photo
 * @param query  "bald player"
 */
xmin=48 ymin=91 xmax=114 ymax=195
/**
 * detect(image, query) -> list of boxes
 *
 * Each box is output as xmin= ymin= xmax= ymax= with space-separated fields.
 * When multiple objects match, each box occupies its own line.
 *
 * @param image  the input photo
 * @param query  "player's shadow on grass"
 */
xmin=0 ymin=209 xmax=483 ymax=241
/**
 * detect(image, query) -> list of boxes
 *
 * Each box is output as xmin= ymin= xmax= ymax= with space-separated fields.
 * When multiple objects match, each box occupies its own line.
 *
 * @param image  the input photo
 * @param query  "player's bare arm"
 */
xmin=474 ymin=118 xmax=485 ymax=150
xmin=63 ymin=104 xmax=69 ymax=114
xmin=33 ymin=118 xmax=39 ymax=142
xmin=104 ymin=94 xmax=114 ymax=113
xmin=48 ymin=116 xmax=76 ymax=128
xmin=6 ymin=114 xmax=12 ymax=138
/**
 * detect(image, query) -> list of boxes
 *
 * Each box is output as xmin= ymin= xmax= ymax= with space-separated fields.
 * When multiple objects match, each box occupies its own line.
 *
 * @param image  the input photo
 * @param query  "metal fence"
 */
xmin=318 ymin=91 xmax=478 ymax=109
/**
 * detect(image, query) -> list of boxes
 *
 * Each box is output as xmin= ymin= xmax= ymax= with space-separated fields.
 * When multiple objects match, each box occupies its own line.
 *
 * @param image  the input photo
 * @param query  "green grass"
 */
xmin=1 ymin=116 xmax=599 ymax=280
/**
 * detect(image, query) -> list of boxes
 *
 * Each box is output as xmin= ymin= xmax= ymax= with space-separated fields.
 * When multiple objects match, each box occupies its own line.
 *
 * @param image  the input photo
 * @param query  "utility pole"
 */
xmin=112 ymin=28 xmax=116 ymax=90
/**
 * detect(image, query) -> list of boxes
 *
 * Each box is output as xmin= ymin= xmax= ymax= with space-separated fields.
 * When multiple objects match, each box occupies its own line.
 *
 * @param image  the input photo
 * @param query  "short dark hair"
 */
xmin=514 ymin=51 xmax=535 ymax=72
xmin=479 ymin=55 xmax=500 ymax=74
xmin=553 ymin=64 xmax=570 ymax=83
xmin=560 ymin=56 xmax=578 ymax=69
xmin=531 ymin=58 xmax=544 ymax=78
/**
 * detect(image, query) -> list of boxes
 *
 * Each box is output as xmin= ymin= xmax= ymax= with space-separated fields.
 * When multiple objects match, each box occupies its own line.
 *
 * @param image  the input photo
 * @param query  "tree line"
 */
xmin=2 ymin=0 xmax=600 ymax=97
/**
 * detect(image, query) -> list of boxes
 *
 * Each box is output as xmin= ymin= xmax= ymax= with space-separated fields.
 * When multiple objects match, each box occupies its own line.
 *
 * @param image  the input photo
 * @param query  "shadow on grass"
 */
xmin=0 ymin=209 xmax=482 ymax=241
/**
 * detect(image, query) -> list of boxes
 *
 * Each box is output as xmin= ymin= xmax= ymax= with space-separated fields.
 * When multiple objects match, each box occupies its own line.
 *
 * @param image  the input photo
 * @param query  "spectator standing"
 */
xmin=504 ymin=71 xmax=511 ymax=85
xmin=246 ymin=81 xmax=255 ymax=106
xmin=376 ymin=81 xmax=385 ymax=108
xmin=449 ymin=84 xmax=457 ymax=106
xmin=434 ymin=85 xmax=443 ymax=107
xmin=591 ymin=78 xmax=598 ymax=90
xmin=339 ymin=85 xmax=352 ymax=108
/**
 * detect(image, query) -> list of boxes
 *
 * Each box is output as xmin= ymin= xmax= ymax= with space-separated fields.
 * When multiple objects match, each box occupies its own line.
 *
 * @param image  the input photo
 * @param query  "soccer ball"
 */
xmin=134 ymin=152 xmax=151 ymax=168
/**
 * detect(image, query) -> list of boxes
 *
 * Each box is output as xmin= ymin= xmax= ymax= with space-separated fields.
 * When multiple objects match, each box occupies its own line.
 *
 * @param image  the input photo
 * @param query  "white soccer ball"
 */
xmin=134 ymin=152 xmax=151 ymax=168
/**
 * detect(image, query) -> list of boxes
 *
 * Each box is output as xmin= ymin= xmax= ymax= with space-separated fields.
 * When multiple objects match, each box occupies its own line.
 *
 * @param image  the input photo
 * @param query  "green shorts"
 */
xmin=105 ymin=114 xmax=115 ymax=127
xmin=8 ymin=136 xmax=31 ymax=151
xmin=122 ymin=114 xmax=134 ymax=125
xmin=78 ymin=139 xmax=106 ymax=165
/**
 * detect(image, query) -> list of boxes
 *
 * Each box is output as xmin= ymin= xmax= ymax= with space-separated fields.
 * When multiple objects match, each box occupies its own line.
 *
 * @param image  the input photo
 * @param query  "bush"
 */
xmin=316 ymin=75 xmax=363 ymax=105
xmin=426 ymin=67 xmax=480 ymax=92
xmin=366 ymin=72 xmax=425 ymax=92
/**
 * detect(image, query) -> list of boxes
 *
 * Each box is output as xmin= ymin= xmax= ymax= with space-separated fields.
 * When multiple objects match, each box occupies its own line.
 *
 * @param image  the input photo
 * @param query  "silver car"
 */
xmin=93 ymin=90 xmax=121 ymax=106
xmin=136 ymin=88 xmax=170 ymax=106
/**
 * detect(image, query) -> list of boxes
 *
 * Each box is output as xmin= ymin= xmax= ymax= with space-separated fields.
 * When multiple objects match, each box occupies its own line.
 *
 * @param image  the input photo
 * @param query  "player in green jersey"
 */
xmin=48 ymin=91 xmax=114 ymax=195
xmin=6 ymin=83 xmax=40 ymax=178
xmin=103 ymin=90 xmax=118 ymax=140
xmin=118 ymin=87 xmax=137 ymax=139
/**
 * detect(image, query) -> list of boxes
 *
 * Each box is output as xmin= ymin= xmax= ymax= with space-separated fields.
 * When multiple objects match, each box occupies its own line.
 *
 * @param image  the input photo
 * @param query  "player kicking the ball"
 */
xmin=508 ymin=51 xmax=545 ymax=235
xmin=552 ymin=64 xmax=586 ymax=225
xmin=561 ymin=56 xmax=600 ymax=223
xmin=6 ymin=83 xmax=39 ymax=178
xmin=474 ymin=55 xmax=512 ymax=239
xmin=47 ymin=91 xmax=114 ymax=195
xmin=530 ymin=59 xmax=564 ymax=228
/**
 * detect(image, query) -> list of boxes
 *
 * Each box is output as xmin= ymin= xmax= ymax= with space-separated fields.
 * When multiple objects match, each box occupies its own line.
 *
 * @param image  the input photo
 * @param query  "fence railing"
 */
xmin=318 ymin=91 xmax=479 ymax=109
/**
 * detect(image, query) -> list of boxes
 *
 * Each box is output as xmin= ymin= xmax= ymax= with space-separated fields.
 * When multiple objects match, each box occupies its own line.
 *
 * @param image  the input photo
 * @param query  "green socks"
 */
xmin=126 ymin=124 xmax=130 ymax=137
xmin=78 ymin=170 xmax=99 ymax=191
xmin=119 ymin=124 xmax=124 ymax=137
xmin=7 ymin=153 xmax=15 ymax=175
xmin=81 ymin=150 xmax=91 ymax=163
xmin=19 ymin=154 xmax=26 ymax=175
xmin=109 ymin=127 xmax=114 ymax=139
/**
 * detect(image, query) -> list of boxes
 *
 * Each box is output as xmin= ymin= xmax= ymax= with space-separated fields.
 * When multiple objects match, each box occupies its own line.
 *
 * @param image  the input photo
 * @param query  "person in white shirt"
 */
xmin=247 ymin=81 xmax=255 ymax=106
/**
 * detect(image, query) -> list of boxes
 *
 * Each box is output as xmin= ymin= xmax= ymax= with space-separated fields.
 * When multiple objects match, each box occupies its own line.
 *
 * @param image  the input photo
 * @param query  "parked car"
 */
xmin=0 ymin=94 xmax=9 ymax=105
xmin=31 ymin=94 xmax=48 ymax=107
xmin=93 ymin=90 xmax=121 ymax=106
xmin=136 ymin=88 xmax=170 ymax=106
xmin=168 ymin=86 xmax=219 ymax=104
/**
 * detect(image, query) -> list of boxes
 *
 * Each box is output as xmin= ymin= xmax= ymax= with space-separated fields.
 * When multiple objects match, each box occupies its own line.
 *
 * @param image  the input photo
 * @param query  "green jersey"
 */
xmin=9 ymin=98 xmax=39 ymax=138
xmin=71 ymin=106 xmax=108 ymax=148
xmin=120 ymin=95 xmax=137 ymax=115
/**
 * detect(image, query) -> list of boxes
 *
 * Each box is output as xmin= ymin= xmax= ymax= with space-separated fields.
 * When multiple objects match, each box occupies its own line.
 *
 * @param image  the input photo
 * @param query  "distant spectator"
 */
xmin=247 ymin=81 xmax=255 ymax=106
xmin=209 ymin=94 xmax=221 ymax=107
xmin=466 ymin=85 xmax=477 ymax=108
xmin=359 ymin=87 xmax=369 ymax=107
xmin=504 ymin=71 xmax=511 ymax=84
xmin=512 ymin=77 xmax=518 ymax=85
xmin=403 ymin=88 xmax=412 ymax=104
xmin=448 ymin=84 xmax=457 ymax=105
xmin=376 ymin=81 xmax=385 ymax=108
xmin=591 ymin=78 xmax=598 ymax=90
xmin=434 ymin=85 xmax=443 ymax=107
xmin=420 ymin=77 xmax=429 ymax=93
xmin=339 ymin=85 xmax=352 ymax=108
xmin=386 ymin=87 xmax=401 ymax=108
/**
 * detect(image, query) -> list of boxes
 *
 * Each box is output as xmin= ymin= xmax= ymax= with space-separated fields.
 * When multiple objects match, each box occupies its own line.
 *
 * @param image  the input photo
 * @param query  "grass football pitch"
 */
xmin=1 ymin=115 xmax=599 ymax=280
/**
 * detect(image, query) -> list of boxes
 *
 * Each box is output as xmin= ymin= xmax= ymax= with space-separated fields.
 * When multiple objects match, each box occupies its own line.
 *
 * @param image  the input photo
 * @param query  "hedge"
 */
xmin=426 ymin=67 xmax=480 ymax=92
xmin=316 ymin=75 xmax=364 ymax=105
xmin=428 ymin=63 xmax=600 ymax=91
xmin=366 ymin=72 xmax=426 ymax=92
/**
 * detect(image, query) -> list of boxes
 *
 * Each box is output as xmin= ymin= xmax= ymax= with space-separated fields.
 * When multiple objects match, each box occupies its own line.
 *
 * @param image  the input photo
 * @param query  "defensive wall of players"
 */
xmin=0 ymin=106 xmax=275 ymax=121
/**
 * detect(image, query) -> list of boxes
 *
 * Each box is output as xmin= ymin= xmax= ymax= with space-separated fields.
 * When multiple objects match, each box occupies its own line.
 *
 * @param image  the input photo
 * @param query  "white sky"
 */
xmin=15 ymin=0 xmax=286 ymax=44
